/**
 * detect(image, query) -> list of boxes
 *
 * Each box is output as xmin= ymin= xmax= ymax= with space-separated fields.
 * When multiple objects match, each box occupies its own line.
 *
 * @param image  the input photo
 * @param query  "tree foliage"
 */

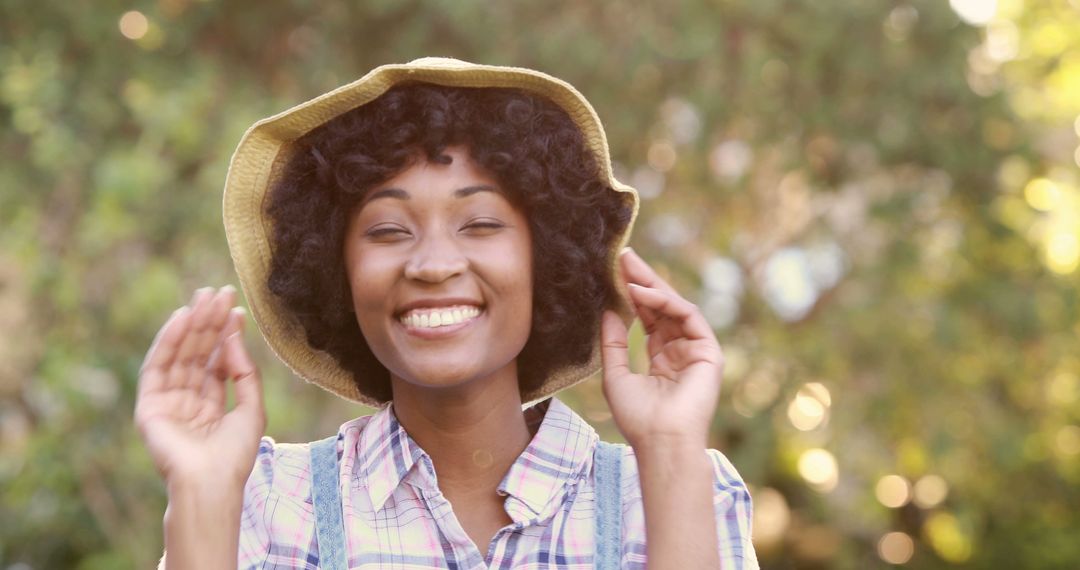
xmin=1 ymin=1 xmax=1077 ymax=568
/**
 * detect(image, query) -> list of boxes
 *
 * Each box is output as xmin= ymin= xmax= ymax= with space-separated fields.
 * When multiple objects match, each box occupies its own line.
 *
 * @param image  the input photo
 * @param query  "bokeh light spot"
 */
xmin=1055 ymin=425 xmax=1080 ymax=456
xmin=751 ymin=487 xmax=790 ymax=550
xmin=802 ymin=382 xmax=832 ymax=407
xmin=760 ymin=247 xmax=819 ymax=321
xmin=875 ymin=474 xmax=912 ymax=508
xmin=732 ymin=368 xmax=779 ymax=417
xmin=630 ymin=166 xmax=664 ymax=200
xmin=787 ymin=394 xmax=825 ymax=431
xmin=997 ymin=155 xmax=1030 ymax=190
xmin=702 ymin=293 xmax=740 ymax=329
xmin=702 ymin=256 xmax=744 ymax=297
xmin=709 ymin=139 xmax=753 ymax=182
xmin=924 ymin=512 xmax=973 ymax=563
xmin=913 ymin=474 xmax=950 ymax=508
xmin=798 ymin=448 xmax=839 ymax=492
xmin=884 ymin=5 xmax=919 ymax=42
xmin=950 ymin=0 xmax=997 ymax=26
xmin=787 ymin=383 xmax=831 ymax=431
xmin=985 ymin=19 xmax=1019 ymax=62
xmin=1047 ymin=371 xmax=1079 ymax=406
xmin=878 ymin=531 xmax=915 ymax=564
xmin=118 ymin=11 xmax=149 ymax=40
xmin=1046 ymin=231 xmax=1079 ymax=274
xmin=660 ymin=98 xmax=702 ymax=145
xmin=1023 ymin=178 xmax=1061 ymax=211
xmin=647 ymin=140 xmax=677 ymax=172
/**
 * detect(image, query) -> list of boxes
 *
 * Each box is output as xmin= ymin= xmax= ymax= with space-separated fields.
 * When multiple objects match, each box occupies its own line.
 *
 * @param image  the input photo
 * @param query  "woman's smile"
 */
xmin=396 ymin=303 xmax=485 ymax=338
xmin=398 ymin=304 xmax=483 ymax=329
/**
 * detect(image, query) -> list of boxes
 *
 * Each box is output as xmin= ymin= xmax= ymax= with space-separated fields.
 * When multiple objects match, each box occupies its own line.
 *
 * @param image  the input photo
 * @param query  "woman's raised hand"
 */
xmin=600 ymin=248 xmax=724 ymax=450
xmin=134 ymin=286 xmax=266 ymax=491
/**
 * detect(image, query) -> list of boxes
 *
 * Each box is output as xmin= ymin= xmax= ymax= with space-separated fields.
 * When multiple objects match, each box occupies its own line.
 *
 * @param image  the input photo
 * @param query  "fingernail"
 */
xmin=232 ymin=306 xmax=248 ymax=316
xmin=222 ymin=284 xmax=237 ymax=294
xmin=620 ymin=246 xmax=634 ymax=256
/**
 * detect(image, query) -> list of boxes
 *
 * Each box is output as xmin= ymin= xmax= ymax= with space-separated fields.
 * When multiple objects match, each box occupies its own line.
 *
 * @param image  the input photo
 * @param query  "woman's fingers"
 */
xmin=170 ymin=287 xmax=234 ymax=390
xmin=619 ymin=248 xmax=679 ymax=296
xmin=202 ymin=289 xmax=238 ymax=365
xmin=617 ymin=248 xmax=679 ymax=335
xmin=627 ymin=283 xmax=715 ymax=342
xmin=599 ymin=310 xmax=633 ymax=383
xmin=630 ymin=293 xmax=662 ymax=334
xmin=138 ymin=306 xmax=193 ymax=397
xmin=168 ymin=288 xmax=214 ymax=388
xmin=183 ymin=287 xmax=236 ymax=391
xmin=616 ymin=249 xmax=722 ymax=372
xmin=222 ymin=308 xmax=263 ymax=418
xmin=201 ymin=307 xmax=246 ymax=412
xmin=194 ymin=287 xmax=236 ymax=357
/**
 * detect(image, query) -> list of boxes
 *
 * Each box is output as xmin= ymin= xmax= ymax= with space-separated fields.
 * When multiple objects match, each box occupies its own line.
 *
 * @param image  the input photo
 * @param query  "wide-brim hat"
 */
xmin=223 ymin=57 xmax=640 ymax=408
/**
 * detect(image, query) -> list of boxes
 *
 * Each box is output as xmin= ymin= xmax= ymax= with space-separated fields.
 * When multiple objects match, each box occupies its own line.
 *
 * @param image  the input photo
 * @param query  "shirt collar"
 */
xmin=497 ymin=397 xmax=598 ymax=518
xmin=353 ymin=396 xmax=598 ymax=516
xmin=355 ymin=402 xmax=429 ymax=512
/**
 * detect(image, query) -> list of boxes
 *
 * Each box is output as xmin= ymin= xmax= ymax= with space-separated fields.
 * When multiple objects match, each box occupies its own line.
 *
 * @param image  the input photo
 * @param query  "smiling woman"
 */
xmin=134 ymin=58 xmax=758 ymax=570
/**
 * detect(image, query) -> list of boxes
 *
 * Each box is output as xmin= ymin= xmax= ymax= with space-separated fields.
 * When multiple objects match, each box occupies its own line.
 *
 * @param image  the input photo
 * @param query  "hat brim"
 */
xmin=223 ymin=57 xmax=639 ymax=408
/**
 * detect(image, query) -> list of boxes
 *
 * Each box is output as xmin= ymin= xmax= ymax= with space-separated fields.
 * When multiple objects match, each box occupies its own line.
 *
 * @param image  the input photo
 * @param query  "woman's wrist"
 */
xmin=634 ymin=438 xmax=720 ymax=570
xmin=163 ymin=480 xmax=244 ymax=570
xmin=166 ymin=471 xmax=246 ymax=500
xmin=628 ymin=430 xmax=708 ymax=457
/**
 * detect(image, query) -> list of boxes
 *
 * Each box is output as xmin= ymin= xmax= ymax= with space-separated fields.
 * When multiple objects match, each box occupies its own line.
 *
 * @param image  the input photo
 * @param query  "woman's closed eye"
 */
xmin=365 ymin=225 xmax=411 ymax=239
xmin=462 ymin=218 xmax=506 ymax=234
xmin=363 ymin=219 xmax=506 ymax=240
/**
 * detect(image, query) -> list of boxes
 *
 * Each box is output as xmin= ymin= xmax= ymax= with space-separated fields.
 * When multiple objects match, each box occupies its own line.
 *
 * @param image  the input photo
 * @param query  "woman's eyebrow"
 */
xmin=453 ymin=184 xmax=499 ymax=198
xmin=362 ymin=184 xmax=500 ymax=207
xmin=364 ymin=187 xmax=410 ymax=204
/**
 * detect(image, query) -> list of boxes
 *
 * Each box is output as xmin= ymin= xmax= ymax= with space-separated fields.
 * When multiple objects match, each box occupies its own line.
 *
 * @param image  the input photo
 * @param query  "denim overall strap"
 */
xmin=594 ymin=440 xmax=624 ymax=570
xmin=310 ymin=435 xmax=349 ymax=570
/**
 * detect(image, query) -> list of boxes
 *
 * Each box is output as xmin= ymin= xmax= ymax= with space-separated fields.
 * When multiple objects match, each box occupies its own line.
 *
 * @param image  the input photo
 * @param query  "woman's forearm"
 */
xmin=162 ymin=478 xmax=243 ymax=570
xmin=636 ymin=438 xmax=720 ymax=570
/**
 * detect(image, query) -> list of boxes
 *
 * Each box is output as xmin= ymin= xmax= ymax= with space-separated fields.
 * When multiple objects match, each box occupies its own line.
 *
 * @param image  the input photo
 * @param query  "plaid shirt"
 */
xmin=237 ymin=397 xmax=757 ymax=569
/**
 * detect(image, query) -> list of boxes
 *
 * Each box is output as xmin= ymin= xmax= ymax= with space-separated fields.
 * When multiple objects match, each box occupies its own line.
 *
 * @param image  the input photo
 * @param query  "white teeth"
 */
xmin=400 ymin=305 xmax=482 ymax=329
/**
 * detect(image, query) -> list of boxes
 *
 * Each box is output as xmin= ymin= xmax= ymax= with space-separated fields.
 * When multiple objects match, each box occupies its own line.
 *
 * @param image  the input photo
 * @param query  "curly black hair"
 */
xmin=266 ymin=82 xmax=633 ymax=404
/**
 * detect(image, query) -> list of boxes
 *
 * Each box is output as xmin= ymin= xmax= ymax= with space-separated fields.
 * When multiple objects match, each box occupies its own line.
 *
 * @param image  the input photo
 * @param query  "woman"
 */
xmin=135 ymin=58 xmax=757 ymax=569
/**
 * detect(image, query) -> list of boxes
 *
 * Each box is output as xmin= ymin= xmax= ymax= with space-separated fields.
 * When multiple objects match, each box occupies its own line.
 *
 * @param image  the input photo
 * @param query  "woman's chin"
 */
xmin=389 ymin=359 xmax=520 ymax=398
xmin=390 ymin=365 xmax=473 ymax=389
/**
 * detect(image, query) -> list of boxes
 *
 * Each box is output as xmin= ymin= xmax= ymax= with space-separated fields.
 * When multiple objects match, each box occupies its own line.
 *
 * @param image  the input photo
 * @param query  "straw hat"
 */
xmin=223 ymin=57 xmax=639 ymax=408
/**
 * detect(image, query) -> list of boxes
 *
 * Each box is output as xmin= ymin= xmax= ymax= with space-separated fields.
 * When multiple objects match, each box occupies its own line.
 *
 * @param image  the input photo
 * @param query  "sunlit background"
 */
xmin=2 ymin=0 xmax=1079 ymax=568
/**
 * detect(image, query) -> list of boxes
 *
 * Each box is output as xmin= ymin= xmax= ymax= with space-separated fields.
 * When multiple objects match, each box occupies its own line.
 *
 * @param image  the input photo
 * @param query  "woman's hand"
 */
xmin=134 ymin=286 xmax=266 ymax=492
xmin=600 ymin=248 xmax=723 ymax=450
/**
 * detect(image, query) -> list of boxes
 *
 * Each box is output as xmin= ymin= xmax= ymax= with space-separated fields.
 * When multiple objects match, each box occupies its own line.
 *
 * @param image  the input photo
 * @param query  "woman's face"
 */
xmin=343 ymin=146 xmax=533 ymax=393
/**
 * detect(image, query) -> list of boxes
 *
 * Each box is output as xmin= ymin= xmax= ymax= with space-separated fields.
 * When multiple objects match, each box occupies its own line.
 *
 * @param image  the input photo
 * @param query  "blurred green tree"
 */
xmin=0 ymin=1 xmax=1077 ymax=568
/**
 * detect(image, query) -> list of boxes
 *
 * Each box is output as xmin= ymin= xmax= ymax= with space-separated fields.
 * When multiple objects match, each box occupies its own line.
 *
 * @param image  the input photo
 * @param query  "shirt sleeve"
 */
xmin=706 ymin=448 xmax=759 ymax=569
xmin=237 ymin=435 xmax=276 ymax=569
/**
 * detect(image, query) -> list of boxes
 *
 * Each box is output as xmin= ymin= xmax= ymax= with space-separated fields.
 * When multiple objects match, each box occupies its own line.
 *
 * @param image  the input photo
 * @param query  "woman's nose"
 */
xmin=403 ymin=235 xmax=468 ymax=283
